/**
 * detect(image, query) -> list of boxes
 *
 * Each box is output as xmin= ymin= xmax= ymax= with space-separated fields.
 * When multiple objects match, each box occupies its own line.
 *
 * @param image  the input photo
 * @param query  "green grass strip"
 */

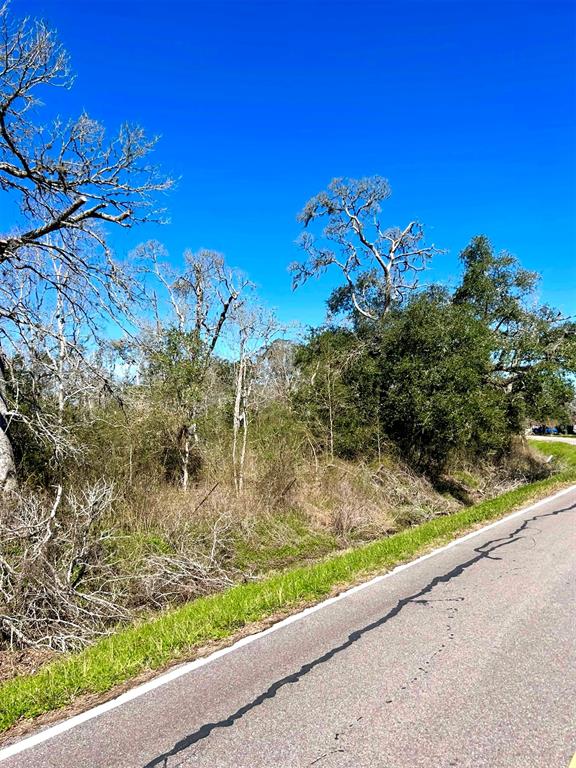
xmin=1 ymin=441 xmax=575 ymax=734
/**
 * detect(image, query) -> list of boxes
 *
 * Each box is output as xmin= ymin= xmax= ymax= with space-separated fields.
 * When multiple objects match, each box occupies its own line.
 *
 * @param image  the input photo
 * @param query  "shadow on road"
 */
xmin=143 ymin=502 xmax=575 ymax=767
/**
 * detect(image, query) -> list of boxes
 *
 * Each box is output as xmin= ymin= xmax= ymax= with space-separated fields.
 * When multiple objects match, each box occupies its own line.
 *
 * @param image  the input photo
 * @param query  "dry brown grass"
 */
xmin=0 ymin=647 xmax=56 ymax=685
xmin=119 ymin=450 xmax=454 ymax=547
xmin=444 ymin=438 xmax=553 ymax=504
xmin=0 ymin=438 xmax=557 ymax=678
xmin=293 ymin=457 xmax=453 ymax=541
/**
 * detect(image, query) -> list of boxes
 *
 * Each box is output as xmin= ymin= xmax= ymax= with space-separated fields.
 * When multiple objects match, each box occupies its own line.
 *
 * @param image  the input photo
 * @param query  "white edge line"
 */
xmin=1 ymin=482 xmax=575 ymax=762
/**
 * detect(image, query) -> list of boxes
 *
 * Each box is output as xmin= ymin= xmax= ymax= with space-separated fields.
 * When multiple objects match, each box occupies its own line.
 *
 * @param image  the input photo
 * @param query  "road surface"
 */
xmin=528 ymin=435 xmax=576 ymax=445
xmin=1 ymin=486 xmax=575 ymax=767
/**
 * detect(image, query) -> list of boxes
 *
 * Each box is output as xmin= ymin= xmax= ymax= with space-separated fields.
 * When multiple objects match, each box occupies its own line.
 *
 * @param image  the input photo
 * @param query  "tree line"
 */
xmin=1 ymin=3 xmax=575 ymax=653
xmin=0 ymin=1 xmax=574 ymax=499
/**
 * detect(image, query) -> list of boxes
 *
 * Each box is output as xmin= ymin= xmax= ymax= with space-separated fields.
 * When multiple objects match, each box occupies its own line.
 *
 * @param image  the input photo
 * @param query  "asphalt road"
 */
xmin=2 ymin=487 xmax=575 ymax=768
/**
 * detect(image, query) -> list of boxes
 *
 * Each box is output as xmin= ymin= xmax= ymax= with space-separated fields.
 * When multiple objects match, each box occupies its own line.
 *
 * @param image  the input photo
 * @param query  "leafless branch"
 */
xmin=291 ymin=176 xmax=443 ymax=319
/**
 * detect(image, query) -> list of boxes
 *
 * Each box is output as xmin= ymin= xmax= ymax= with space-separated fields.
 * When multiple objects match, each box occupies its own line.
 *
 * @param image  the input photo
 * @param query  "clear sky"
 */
xmin=10 ymin=0 xmax=576 ymax=328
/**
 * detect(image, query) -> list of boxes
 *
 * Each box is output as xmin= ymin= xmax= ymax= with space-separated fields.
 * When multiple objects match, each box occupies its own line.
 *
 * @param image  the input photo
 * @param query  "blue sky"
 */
xmin=10 ymin=0 xmax=576 ymax=328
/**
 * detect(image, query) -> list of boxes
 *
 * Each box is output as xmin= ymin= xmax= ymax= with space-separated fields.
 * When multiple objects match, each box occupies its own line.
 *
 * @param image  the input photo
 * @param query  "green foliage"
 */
xmin=145 ymin=327 xmax=206 ymax=405
xmin=290 ymin=236 xmax=575 ymax=475
xmin=376 ymin=291 xmax=510 ymax=472
xmin=8 ymin=227 xmax=573 ymax=493
xmin=453 ymin=234 xmax=539 ymax=322
xmin=453 ymin=235 xmax=575 ymax=425
xmin=293 ymin=328 xmax=380 ymax=458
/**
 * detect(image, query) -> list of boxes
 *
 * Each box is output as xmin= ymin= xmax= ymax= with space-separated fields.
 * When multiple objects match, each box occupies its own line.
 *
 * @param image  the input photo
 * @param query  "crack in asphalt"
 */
xmin=381 ymin=599 xmax=461 ymax=705
xmin=411 ymin=597 xmax=465 ymax=603
xmin=142 ymin=502 xmax=575 ymax=768
xmin=309 ymin=716 xmax=364 ymax=766
xmin=309 ymin=747 xmax=346 ymax=765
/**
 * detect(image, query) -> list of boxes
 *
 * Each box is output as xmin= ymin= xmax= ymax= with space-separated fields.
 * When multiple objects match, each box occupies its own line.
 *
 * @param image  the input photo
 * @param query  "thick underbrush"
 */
xmin=0 ymin=440 xmax=573 ymax=735
xmin=0 ymin=439 xmax=551 ymax=683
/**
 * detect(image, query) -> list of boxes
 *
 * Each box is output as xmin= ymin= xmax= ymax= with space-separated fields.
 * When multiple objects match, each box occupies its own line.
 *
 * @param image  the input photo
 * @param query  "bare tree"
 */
xmin=0 ymin=389 xmax=16 ymax=492
xmin=0 ymin=4 xmax=171 ymax=272
xmin=291 ymin=176 xmax=441 ymax=321
xmin=135 ymin=244 xmax=249 ymax=489
xmin=0 ymin=255 xmax=116 ymax=481
xmin=0 ymin=3 xmax=172 ymax=490
xmin=228 ymin=302 xmax=281 ymax=493
xmin=256 ymin=338 xmax=299 ymax=404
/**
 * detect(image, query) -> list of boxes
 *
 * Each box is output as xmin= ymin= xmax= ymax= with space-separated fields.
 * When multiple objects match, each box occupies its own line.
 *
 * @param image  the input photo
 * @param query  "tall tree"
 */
xmin=228 ymin=301 xmax=280 ymax=493
xmin=135 ymin=245 xmax=248 ymax=489
xmin=0 ymin=3 xmax=172 ymax=490
xmin=376 ymin=290 xmax=507 ymax=473
xmin=291 ymin=176 xmax=440 ymax=322
xmin=453 ymin=236 xmax=576 ymax=424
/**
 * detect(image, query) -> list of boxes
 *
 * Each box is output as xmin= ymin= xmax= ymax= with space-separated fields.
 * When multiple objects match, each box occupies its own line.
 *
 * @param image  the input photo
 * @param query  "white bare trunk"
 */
xmin=190 ymin=404 xmax=200 ymax=447
xmin=327 ymin=368 xmax=334 ymax=459
xmin=181 ymin=403 xmax=200 ymax=491
xmin=239 ymin=407 xmax=248 ymax=493
xmin=0 ymin=392 xmax=17 ymax=493
xmin=56 ymin=285 xmax=66 ymax=429
xmin=232 ymin=357 xmax=245 ymax=494
xmin=181 ymin=431 xmax=190 ymax=491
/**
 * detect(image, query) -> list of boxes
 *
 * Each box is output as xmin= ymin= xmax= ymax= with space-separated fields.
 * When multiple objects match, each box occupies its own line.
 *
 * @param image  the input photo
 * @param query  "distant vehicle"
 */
xmin=531 ymin=424 xmax=575 ymax=435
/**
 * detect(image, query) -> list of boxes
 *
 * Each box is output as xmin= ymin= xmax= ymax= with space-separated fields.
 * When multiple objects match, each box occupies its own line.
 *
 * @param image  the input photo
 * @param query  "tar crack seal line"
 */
xmin=142 ymin=502 xmax=575 ymax=768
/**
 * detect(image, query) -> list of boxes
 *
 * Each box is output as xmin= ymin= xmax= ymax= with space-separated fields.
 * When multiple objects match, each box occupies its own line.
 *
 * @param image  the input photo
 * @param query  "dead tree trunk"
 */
xmin=327 ymin=366 xmax=335 ymax=460
xmin=232 ymin=356 xmax=246 ymax=494
xmin=181 ymin=427 xmax=191 ymax=491
xmin=239 ymin=402 xmax=248 ymax=494
xmin=0 ymin=392 xmax=17 ymax=493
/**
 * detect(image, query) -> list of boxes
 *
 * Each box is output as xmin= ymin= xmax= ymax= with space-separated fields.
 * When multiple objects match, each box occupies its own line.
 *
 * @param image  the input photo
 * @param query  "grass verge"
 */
xmin=1 ymin=441 xmax=575 ymax=735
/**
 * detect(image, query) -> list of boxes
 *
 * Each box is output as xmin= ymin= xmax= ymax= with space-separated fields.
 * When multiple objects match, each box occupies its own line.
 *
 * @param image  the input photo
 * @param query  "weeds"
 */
xmin=0 ymin=440 xmax=571 ymax=733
